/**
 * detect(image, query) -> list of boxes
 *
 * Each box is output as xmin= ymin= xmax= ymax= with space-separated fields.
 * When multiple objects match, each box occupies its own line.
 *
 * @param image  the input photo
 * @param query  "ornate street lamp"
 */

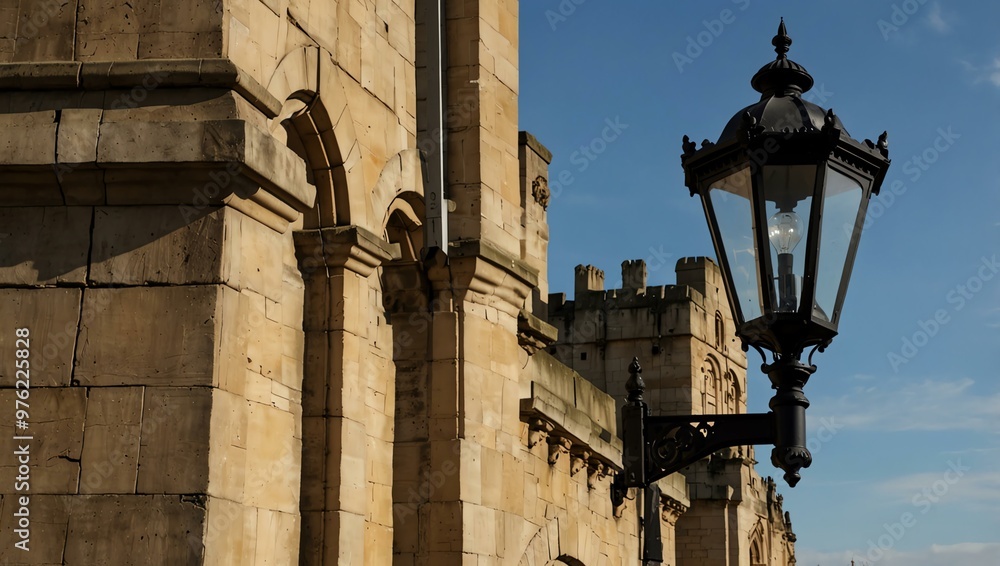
xmin=617 ymin=20 xmax=890 ymax=494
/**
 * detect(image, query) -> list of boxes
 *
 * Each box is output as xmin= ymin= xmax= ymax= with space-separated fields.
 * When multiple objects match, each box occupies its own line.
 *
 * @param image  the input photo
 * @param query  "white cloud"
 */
xmin=925 ymin=3 xmax=952 ymax=34
xmin=812 ymin=377 xmax=1000 ymax=433
xmin=961 ymin=57 xmax=1000 ymax=89
xmin=799 ymin=542 xmax=1000 ymax=566
xmin=872 ymin=470 xmax=1000 ymax=507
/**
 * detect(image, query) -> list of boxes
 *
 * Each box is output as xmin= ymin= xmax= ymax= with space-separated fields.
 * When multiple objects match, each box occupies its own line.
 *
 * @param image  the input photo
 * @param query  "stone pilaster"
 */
xmin=293 ymin=225 xmax=398 ymax=565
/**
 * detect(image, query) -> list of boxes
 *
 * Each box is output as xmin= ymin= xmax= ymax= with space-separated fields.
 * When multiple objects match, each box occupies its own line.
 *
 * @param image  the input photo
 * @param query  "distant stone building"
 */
xmin=549 ymin=258 xmax=797 ymax=564
xmin=0 ymin=0 xmax=793 ymax=564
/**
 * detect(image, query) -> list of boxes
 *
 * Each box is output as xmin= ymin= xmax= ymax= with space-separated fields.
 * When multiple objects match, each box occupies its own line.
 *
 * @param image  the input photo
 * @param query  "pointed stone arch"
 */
xmin=517 ymin=515 xmax=602 ymax=566
xmin=748 ymin=519 xmax=768 ymax=566
xmin=701 ymin=354 xmax=722 ymax=413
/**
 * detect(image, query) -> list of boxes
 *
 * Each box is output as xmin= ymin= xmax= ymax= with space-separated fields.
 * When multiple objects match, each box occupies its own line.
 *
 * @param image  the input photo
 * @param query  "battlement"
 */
xmin=574 ymin=264 xmax=605 ymax=295
xmin=556 ymin=258 xmax=721 ymax=312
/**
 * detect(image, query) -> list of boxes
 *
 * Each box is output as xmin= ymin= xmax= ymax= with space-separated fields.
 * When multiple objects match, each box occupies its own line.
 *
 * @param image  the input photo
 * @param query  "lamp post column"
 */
xmin=765 ymin=356 xmax=815 ymax=487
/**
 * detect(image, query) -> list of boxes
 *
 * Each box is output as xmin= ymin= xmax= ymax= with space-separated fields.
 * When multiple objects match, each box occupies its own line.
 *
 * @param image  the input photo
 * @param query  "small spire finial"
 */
xmin=625 ymin=357 xmax=645 ymax=404
xmin=772 ymin=17 xmax=792 ymax=59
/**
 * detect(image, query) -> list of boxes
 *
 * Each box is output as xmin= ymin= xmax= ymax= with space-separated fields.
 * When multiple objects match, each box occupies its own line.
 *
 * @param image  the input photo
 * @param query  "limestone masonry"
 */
xmin=0 ymin=0 xmax=794 ymax=564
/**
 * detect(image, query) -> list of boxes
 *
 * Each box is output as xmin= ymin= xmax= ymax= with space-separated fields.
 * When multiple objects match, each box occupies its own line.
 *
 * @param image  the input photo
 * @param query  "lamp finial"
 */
xmin=773 ymin=18 xmax=792 ymax=59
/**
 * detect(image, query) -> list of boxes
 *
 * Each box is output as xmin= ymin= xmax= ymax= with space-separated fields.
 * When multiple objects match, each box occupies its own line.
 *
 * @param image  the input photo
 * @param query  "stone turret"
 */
xmin=574 ymin=264 xmax=605 ymax=295
xmin=621 ymin=259 xmax=647 ymax=292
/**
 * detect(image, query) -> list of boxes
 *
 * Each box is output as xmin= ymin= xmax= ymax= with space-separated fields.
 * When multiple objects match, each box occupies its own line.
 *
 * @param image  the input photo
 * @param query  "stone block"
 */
xmin=364 ymin=521 xmax=392 ymax=565
xmin=0 ymin=387 xmax=85 ymax=494
xmin=136 ymin=387 xmax=211 ymax=493
xmin=76 ymin=32 xmax=140 ymax=60
xmin=0 ymin=207 xmax=91 ymax=285
xmin=80 ymin=386 xmax=143 ymax=494
xmin=480 ymin=446 xmax=502 ymax=509
xmin=63 ymin=495 xmax=206 ymax=564
xmin=244 ymin=401 xmax=299 ymax=513
xmin=75 ymin=286 xmax=219 ymax=387
xmin=217 ymin=285 xmax=248 ymax=396
xmin=0 ymin=493 xmax=69 ymax=562
xmin=0 ymin=110 xmax=56 ymax=166
xmin=13 ymin=0 xmax=78 ymax=62
xmin=325 ymin=416 xmax=366 ymax=515
xmin=201 ymin=496 xmax=246 ymax=565
xmin=89 ymin=206 xmax=230 ymax=286
xmin=250 ymin=507 xmax=299 ymax=564
xmin=0 ymin=287 xmax=81 ymax=386
xmin=299 ymin=415 xmax=326 ymax=512
xmin=207 ymin=388 xmax=248 ymax=502
xmin=425 ymin=500 xmax=462 ymax=553
xmin=323 ymin=510 xmax=365 ymax=565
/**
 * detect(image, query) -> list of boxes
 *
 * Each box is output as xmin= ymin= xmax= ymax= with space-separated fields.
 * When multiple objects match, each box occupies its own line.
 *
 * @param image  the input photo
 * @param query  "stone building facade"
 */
xmin=0 ymin=0 xmax=793 ymax=564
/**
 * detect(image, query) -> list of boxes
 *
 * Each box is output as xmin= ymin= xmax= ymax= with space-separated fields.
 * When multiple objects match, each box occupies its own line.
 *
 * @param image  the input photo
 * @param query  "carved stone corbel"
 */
xmin=587 ymin=459 xmax=605 ymax=490
xmin=660 ymin=494 xmax=689 ymax=525
xmin=547 ymin=435 xmax=572 ymax=465
xmin=569 ymin=446 xmax=591 ymax=476
xmin=527 ymin=417 xmax=554 ymax=449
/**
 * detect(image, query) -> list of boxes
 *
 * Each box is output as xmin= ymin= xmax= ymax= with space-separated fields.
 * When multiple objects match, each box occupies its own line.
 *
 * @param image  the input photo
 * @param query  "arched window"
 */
xmin=750 ymin=539 xmax=763 ymax=566
xmin=714 ymin=311 xmax=725 ymax=349
xmin=702 ymin=356 xmax=721 ymax=413
xmin=749 ymin=524 xmax=766 ymax=566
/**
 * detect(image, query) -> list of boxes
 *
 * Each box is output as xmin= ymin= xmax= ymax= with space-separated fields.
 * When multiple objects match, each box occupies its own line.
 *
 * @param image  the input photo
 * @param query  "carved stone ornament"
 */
xmin=587 ymin=459 xmax=605 ymax=491
xmin=527 ymin=417 xmax=554 ymax=449
xmin=531 ymin=176 xmax=550 ymax=209
xmin=569 ymin=446 xmax=591 ymax=476
xmin=547 ymin=435 xmax=572 ymax=465
xmin=660 ymin=494 xmax=689 ymax=524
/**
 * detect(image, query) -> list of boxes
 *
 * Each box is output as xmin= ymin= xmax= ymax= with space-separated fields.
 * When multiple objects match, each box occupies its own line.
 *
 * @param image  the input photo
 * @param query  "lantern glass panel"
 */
xmin=707 ymin=166 xmax=761 ymax=321
xmin=762 ymin=165 xmax=817 ymax=314
xmin=813 ymin=167 xmax=864 ymax=323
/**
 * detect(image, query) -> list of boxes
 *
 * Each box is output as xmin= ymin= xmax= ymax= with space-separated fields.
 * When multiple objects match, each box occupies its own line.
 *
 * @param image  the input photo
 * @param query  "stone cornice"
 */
xmin=0 ymin=59 xmax=283 ymax=118
xmin=428 ymin=239 xmax=539 ymax=317
xmin=293 ymin=225 xmax=399 ymax=277
xmin=517 ymin=309 xmax=559 ymax=354
xmin=0 ymin=118 xmax=316 ymax=233
xmin=519 ymin=381 xmax=622 ymax=474
xmin=518 ymin=131 xmax=553 ymax=164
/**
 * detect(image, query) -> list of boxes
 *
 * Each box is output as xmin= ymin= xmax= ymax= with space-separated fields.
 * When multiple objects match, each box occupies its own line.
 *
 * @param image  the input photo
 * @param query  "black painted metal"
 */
xmin=616 ymin=21 xmax=891 ymax=502
xmin=680 ymin=19 xmax=891 ymax=357
xmin=643 ymin=483 xmax=664 ymax=564
xmin=621 ymin=358 xmax=781 ymax=488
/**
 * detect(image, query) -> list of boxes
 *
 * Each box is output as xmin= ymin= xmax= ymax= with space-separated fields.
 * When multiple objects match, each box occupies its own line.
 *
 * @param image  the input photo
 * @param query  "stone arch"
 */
xmin=373 ymin=149 xmax=426 ymax=264
xmin=266 ymin=46 xmax=368 ymax=229
xmin=714 ymin=310 xmax=724 ymax=349
xmin=701 ymin=354 xmax=722 ymax=413
xmin=726 ymin=369 xmax=741 ymax=414
xmin=517 ymin=516 xmax=601 ymax=566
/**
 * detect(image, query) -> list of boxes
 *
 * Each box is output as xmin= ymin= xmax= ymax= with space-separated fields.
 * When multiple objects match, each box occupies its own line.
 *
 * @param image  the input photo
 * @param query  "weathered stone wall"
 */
xmin=0 ymin=1 xmax=795 ymax=564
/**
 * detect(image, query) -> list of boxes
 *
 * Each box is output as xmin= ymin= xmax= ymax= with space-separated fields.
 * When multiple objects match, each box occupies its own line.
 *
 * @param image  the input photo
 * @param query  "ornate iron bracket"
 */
xmin=617 ymin=356 xmax=814 ymax=497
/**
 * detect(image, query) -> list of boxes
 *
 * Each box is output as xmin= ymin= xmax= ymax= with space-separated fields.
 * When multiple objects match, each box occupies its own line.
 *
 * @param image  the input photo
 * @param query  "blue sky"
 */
xmin=519 ymin=2 xmax=1000 ymax=564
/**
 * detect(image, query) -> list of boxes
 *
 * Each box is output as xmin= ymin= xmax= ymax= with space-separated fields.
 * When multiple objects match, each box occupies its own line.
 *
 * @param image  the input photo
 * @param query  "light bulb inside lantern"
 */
xmin=768 ymin=212 xmax=803 ymax=254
